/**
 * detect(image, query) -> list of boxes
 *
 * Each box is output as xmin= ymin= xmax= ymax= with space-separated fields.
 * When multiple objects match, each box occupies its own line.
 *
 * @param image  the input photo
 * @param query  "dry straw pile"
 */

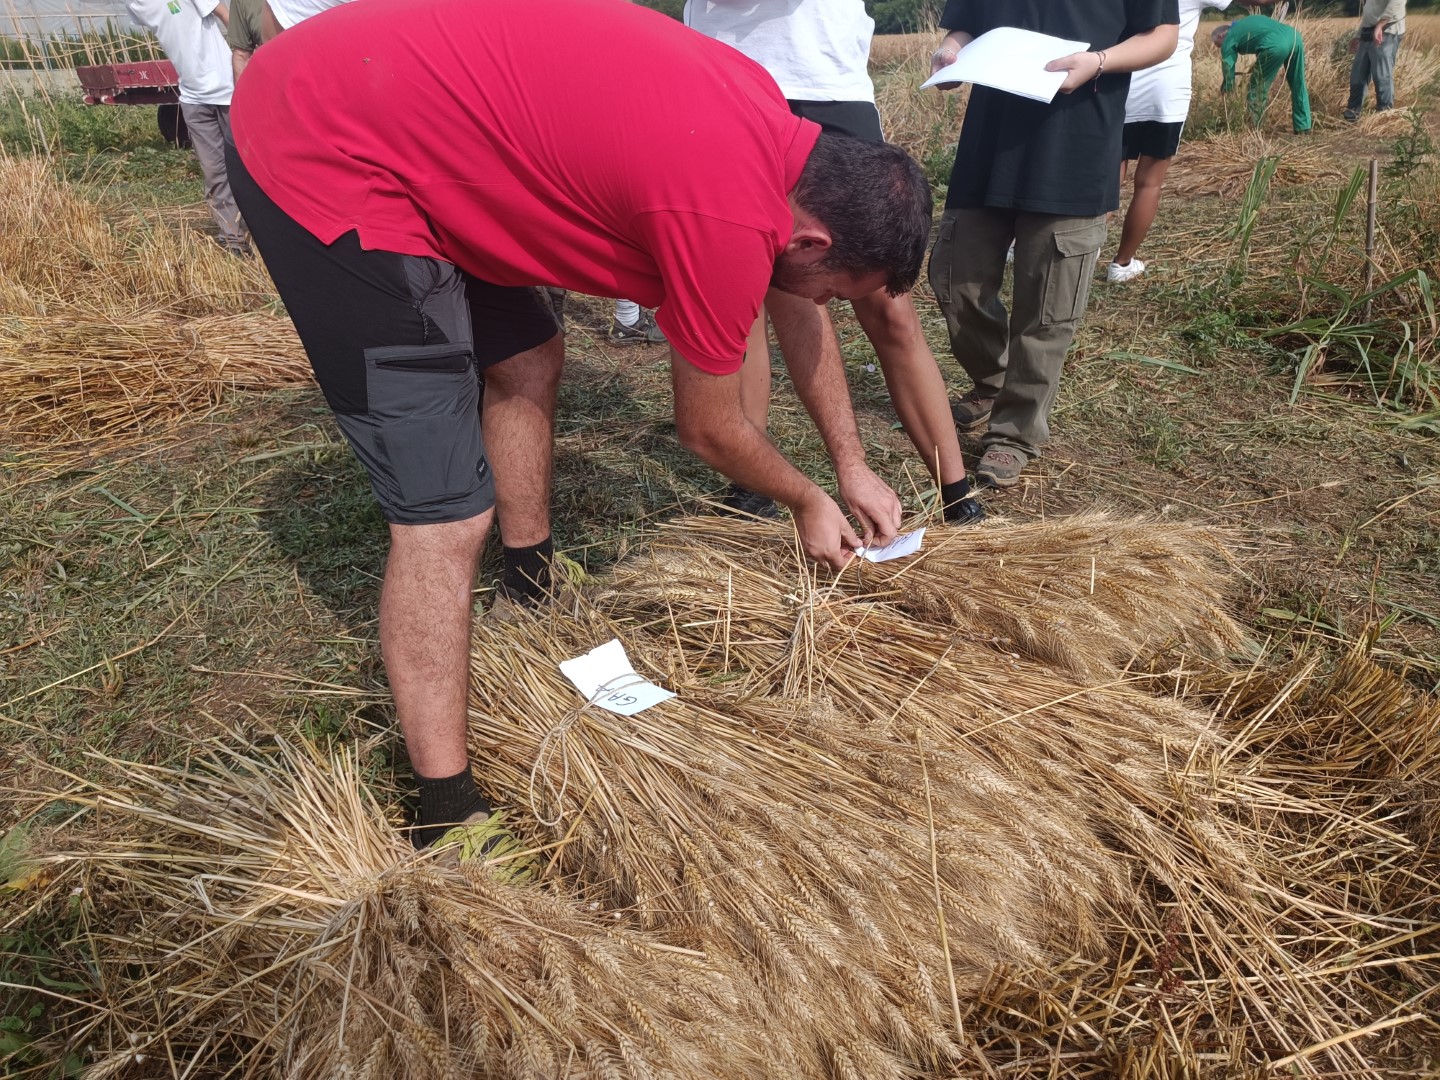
xmin=19 ymin=514 xmax=1440 ymax=1078
xmin=0 ymin=153 xmax=309 ymax=444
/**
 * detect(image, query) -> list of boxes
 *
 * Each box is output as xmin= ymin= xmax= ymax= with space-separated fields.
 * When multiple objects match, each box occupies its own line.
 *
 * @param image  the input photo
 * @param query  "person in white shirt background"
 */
xmin=1107 ymin=0 xmax=1233 ymax=281
xmin=1109 ymin=0 xmax=1287 ymax=281
xmin=125 ymin=0 xmax=248 ymax=253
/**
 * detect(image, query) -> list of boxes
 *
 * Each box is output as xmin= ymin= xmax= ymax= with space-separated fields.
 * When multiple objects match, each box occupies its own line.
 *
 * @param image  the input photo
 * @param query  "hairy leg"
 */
xmin=381 ymin=511 xmax=494 ymax=778
xmin=481 ymin=331 xmax=564 ymax=549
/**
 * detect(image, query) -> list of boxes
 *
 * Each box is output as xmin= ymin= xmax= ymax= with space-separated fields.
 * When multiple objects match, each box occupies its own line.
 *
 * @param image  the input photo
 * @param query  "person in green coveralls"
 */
xmin=1212 ymin=15 xmax=1311 ymax=134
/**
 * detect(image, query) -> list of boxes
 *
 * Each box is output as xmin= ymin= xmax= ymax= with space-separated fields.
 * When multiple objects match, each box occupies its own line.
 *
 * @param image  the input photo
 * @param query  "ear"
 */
xmin=782 ymin=203 xmax=834 ymax=266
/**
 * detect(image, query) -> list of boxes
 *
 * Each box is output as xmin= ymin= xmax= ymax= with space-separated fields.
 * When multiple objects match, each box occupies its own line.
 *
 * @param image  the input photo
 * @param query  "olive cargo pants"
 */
xmin=928 ymin=206 xmax=1106 ymax=464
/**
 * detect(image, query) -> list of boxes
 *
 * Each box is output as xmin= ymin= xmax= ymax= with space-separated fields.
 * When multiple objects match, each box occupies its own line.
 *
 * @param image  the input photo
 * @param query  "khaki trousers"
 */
xmin=928 ymin=206 xmax=1105 ymax=462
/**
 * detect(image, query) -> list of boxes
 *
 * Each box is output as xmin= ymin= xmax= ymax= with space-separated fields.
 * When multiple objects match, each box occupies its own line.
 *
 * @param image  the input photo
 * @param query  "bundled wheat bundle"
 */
xmin=1164 ymin=129 xmax=1350 ymax=199
xmin=0 ymin=311 xmax=310 ymax=440
xmin=604 ymin=513 xmax=1245 ymax=681
xmin=37 ymin=737 xmax=822 ymax=1080
xmin=18 ymin=516 xmax=1438 ymax=1078
xmin=462 ymin=516 xmax=1433 ymax=1077
xmin=0 ymin=151 xmax=309 ymax=444
xmin=0 ymin=152 xmax=277 ymax=318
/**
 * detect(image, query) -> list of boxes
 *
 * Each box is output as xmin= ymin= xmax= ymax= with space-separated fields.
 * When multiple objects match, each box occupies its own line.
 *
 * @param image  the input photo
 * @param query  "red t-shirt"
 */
xmin=231 ymin=0 xmax=819 ymax=374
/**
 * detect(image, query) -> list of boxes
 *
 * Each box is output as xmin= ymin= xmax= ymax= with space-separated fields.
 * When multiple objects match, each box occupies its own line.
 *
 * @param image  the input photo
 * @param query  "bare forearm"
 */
xmin=232 ymin=48 xmax=250 ymax=81
xmin=766 ymin=291 xmax=867 ymax=476
xmin=682 ymin=412 xmax=821 ymax=508
xmin=671 ymin=350 xmax=822 ymax=510
xmin=1100 ymin=23 xmax=1179 ymax=73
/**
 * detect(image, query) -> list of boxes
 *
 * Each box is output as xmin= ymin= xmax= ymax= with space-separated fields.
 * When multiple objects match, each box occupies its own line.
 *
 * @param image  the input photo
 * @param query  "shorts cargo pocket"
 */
xmin=361 ymin=342 xmax=484 ymax=512
xmin=1040 ymin=220 xmax=1106 ymax=327
xmin=927 ymin=211 xmax=958 ymax=305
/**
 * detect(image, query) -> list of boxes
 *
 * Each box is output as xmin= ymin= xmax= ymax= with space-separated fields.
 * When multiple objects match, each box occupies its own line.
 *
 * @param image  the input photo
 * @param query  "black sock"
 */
xmin=501 ymin=536 xmax=553 ymax=606
xmin=414 ymin=767 xmax=492 ymax=848
xmin=941 ymin=477 xmax=985 ymax=525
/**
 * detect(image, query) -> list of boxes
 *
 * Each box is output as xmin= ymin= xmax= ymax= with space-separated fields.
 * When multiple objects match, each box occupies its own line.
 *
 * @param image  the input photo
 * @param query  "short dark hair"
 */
xmin=791 ymin=132 xmax=933 ymax=296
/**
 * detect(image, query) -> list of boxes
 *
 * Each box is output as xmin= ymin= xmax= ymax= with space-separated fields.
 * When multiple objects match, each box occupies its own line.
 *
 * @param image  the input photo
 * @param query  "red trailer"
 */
xmin=76 ymin=60 xmax=190 ymax=146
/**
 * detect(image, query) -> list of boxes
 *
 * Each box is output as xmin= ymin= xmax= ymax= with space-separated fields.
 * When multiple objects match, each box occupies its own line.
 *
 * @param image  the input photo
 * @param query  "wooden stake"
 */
xmin=1363 ymin=157 xmax=1378 ymax=321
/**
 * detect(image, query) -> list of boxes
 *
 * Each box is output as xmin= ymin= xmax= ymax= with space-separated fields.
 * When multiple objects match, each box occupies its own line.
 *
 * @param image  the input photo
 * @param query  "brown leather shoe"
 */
xmin=977 ymin=448 xmax=1025 ymax=488
xmin=950 ymin=389 xmax=996 ymax=433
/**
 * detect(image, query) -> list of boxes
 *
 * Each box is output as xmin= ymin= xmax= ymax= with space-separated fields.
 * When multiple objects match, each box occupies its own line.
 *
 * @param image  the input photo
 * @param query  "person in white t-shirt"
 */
xmin=126 ymin=0 xmax=248 ymax=252
xmin=1109 ymin=0 xmax=1259 ymax=281
xmin=685 ymin=0 xmax=982 ymax=524
xmin=1107 ymin=0 xmax=1229 ymax=280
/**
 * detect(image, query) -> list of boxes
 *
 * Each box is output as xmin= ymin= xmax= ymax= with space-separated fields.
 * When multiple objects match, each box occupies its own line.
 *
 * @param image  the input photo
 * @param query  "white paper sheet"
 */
xmin=559 ymin=638 xmax=675 ymax=716
xmin=920 ymin=27 xmax=1091 ymax=103
xmin=856 ymin=528 xmax=925 ymax=564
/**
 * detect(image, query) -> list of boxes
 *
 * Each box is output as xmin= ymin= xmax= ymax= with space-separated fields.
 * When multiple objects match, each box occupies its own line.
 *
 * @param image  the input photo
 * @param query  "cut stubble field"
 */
xmin=1 ymin=12 xmax=1439 ymax=1078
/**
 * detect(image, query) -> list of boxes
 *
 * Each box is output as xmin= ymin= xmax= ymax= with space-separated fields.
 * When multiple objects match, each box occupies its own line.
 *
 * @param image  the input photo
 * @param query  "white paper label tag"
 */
xmin=559 ymin=638 xmax=675 ymax=716
xmin=856 ymin=527 xmax=925 ymax=564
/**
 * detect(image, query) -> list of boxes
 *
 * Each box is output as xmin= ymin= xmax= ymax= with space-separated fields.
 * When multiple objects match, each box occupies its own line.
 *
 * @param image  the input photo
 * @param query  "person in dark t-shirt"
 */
xmin=927 ymin=0 xmax=1179 ymax=488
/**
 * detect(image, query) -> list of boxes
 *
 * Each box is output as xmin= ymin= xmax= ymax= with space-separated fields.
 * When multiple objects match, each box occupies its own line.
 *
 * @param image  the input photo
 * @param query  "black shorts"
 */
xmin=1122 ymin=121 xmax=1184 ymax=162
xmin=227 ymin=146 xmax=559 ymax=526
xmin=787 ymin=99 xmax=884 ymax=143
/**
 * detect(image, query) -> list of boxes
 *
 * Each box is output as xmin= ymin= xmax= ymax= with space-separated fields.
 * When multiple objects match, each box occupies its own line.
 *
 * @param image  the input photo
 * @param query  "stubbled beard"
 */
xmin=769 ymin=256 xmax=830 ymax=298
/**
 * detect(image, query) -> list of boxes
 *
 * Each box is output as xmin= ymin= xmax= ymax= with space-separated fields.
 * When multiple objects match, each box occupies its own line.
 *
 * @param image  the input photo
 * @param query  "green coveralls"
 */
xmin=1221 ymin=15 xmax=1312 ymax=134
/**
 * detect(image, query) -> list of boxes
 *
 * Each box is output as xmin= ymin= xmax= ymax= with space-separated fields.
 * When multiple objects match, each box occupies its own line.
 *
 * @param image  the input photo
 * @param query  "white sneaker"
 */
xmin=1107 ymin=258 xmax=1145 ymax=283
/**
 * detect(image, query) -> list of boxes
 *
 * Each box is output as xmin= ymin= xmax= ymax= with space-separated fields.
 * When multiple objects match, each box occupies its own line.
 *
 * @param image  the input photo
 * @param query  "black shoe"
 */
xmin=607 ymin=309 xmax=667 ymax=345
xmin=945 ymin=497 xmax=985 ymax=525
xmin=717 ymin=483 xmax=778 ymax=519
xmin=941 ymin=476 xmax=986 ymax=526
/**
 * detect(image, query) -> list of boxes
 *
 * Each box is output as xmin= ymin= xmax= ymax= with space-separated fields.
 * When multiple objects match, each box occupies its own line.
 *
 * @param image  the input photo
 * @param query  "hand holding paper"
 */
xmin=855 ymin=528 xmax=925 ymax=564
xmin=921 ymin=27 xmax=1091 ymax=103
xmin=1045 ymin=48 xmax=1105 ymax=95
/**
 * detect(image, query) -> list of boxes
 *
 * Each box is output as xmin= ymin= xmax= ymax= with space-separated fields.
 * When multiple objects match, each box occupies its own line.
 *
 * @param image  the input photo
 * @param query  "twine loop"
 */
xmin=527 ymin=672 xmax=650 ymax=827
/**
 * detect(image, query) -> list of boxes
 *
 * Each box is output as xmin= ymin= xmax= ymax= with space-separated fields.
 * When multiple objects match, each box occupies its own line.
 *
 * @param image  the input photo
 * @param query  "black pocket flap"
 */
xmin=365 ymin=342 xmax=474 ymax=373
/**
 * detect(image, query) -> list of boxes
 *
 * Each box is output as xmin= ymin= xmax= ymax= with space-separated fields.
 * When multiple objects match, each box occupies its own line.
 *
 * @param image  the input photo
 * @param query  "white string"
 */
xmin=527 ymin=672 xmax=650 ymax=827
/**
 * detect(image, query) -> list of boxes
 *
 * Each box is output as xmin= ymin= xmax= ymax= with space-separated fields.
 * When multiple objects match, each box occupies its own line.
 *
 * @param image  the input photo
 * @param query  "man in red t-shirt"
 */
xmin=228 ymin=0 xmax=933 ymax=849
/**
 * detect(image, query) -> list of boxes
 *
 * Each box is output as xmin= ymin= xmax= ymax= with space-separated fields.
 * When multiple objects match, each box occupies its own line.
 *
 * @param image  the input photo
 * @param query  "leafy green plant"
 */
xmin=0 ymin=91 xmax=165 ymax=156
xmin=1229 ymin=154 xmax=1281 ymax=275
xmin=1383 ymin=109 xmax=1436 ymax=183
xmin=1258 ymin=167 xmax=1440 ymax=417
xmin=1265 ymin=266 xmax=1438 ymax=412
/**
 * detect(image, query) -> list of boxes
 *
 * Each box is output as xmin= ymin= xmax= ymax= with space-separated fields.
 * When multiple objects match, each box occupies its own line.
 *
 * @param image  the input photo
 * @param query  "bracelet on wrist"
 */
xmin=1090 ymin=48 xmax=1107 ymax=91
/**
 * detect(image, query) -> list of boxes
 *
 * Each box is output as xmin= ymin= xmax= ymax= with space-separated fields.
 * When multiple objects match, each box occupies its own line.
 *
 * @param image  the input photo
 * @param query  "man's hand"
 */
xmin=1046 ymin=50 xmax=1103 ymax=94
xmin=1373 ymin=21 xmax=1387 ymax=43
xmin=791 ymin=488 xmax=862 ymax=570
xmin=836 ymin=464 xmax=901 ymax=548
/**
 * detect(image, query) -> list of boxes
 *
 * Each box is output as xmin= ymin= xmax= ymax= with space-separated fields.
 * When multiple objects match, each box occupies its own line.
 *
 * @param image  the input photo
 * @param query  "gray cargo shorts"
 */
xmin=228 ymin=144 xmax=561 ymax=525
